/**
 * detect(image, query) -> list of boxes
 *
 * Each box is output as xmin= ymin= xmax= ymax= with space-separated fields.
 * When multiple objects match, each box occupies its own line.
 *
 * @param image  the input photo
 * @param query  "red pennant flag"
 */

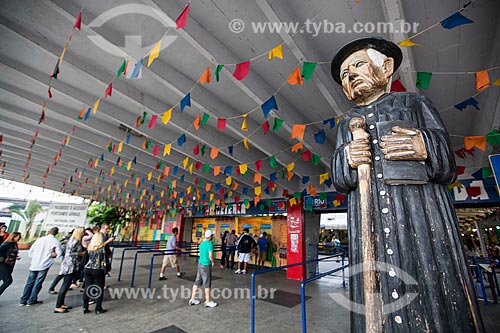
xmin=39 ymin=109 xmax=45 ymax=124
xmin=176 ymin=3 xmax=190 ymax=29
xmin=148 ymin=115 xmax=158 ymax=128
xmin=301 ymin=150 xmax=312 ymax=161
xmin=282 ymin=190 xmax=288 ymax=197
xmin=104 ymin=83 xmax=113 ymax=99
xmin=255 ymin=160 xmax=262 ymax=172
xmin=262 ymin=120 xmax=270 ymax=134
xmin=390 ymin=78 xmax=406 ymax=92
xmin=195 ymin=161 xmax=202 ymax=170
xmin=217 ymin=118 xmax=227 ymax=131
xmin=193 ymin=144 xmax=200 ymax=155
xmin=74 ymin=12 xmax=82 ymax=30
xmin=153 ymin=145 xmax=160 ymax=156
xmin=233 ymin=61 xmax=251 ymax=80
xmin=0 ymin=135 xmax=2 ymax=144
xmin=236 ymin=167 xmax=241 ymax=176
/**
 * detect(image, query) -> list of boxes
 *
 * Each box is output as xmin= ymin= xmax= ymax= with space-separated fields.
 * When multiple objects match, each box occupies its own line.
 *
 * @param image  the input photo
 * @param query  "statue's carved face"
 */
xmin=340 ymin=49 xmax=394 ymax=106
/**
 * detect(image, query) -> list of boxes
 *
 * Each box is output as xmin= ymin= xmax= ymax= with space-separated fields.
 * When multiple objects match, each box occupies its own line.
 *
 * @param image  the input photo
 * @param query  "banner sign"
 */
xmin=43 ymin=203 xmax=88 ymax=233
xmin=187 ymin=199 xmax=287 ymax=217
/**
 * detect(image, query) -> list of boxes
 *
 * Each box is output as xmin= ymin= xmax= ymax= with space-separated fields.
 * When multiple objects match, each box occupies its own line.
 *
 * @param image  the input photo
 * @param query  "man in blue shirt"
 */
xmin=159 ymin=227 xmax=185 ymax=280
xmin=189 ymin=230 xmax=217 ymax=307
xmin=257 ymin=232 xmax=268 ymax=270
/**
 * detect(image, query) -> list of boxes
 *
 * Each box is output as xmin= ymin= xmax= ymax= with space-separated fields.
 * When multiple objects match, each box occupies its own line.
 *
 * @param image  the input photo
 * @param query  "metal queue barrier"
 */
xmin=471 ymin=256 xmax=500 ymax=305
xmin=250 ymin=253 xmax=347 ymax=333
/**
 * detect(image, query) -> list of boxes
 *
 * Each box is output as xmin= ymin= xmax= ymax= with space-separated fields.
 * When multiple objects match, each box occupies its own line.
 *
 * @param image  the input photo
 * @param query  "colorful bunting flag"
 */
xmin=92 ymin=98 xmax=101 ymax=114
xmin=455 ymin=97 xmax=480 ymax=111
xmin=148 ymin=114 xmax=158 ymax=128
xmin=201 ymin=113 xmax=210 ymax=126
xmin=441 ymin=12 xmax=474 ymax=29
xmin=199 ymin=67 xmax=211 ymax=84
xmin=162 ymin=109 xmax=172 ymax=124
xmin=241 ymin=115 xmax=248 ymax=131
xmin=210 ymin=148 xmax=219 ymax=159
xmin=177 ymin=134 xmax=186 ymax=147
xmin=233 ymin=61 xmax=251 ymax=81
xmin=464 ymin=136 xmax=486 ymax=151
xmin=213 ymin=165 xmax=221 ymax=176
xmin=262 ymin=120 xmax=270 ymax=134
xmin=104 ymin=83 xmax=113 ymax=99
xmin=74 ymin=12 xmax=82 ymax=30
xmin=494 ymin=78 xmax=500 ymax=86
xmin=287 ymin=67 xmax=303 ymax=85
xmin=273 ymin=118 xmax=283 ymax=132
xmin=215 ymin=64 xmax=224 ymax=82
xmin=193 ymin=114 xmax=201 ymax=130
xmin=302 ymin=176 xmax=310 ymax=184
xmin=314 ymin=129 xmax=326 ymax=144
xmin=180 ymin=93 xmax=191 ymax=113
xmin=270 ymin=155 xmax=277 ymax=168
xmin=147 ymin=40 xmax=161 ymax=67
xmin=117 ymin=60 xmax=127 ymax=77
xmin=130 ymin=59 xmax=142 ymax=79
xmin=486 ymin=129 xmax=500 ymax=145
xmin=152 ymin=145 xmax=160 ymax=156
xmin=176 ymin=3 xmax=190 ymax=29
xmin=390 ymin=78 xmax=406 ymax=92
xmin=193 ymin=144 xmax=200 ymax=155
xmin=240 ymin=163 xmax=248 ymax=175
xmin=398 ymin=39 xmax=421 ymax=47
xmin=217 ymin=118 xmax=226 ymax=131
xmin=312 ymin=153 xmax=321 ymax=166
xmin=243 ymin=138 xmax=249 ymax=150
xmin=302 ymin=62 xmax=317 ymax=82
xmin=261 ymin=96 xmax=278 ymax=119
xmin=291 ymin=124 xmax=306 ymax=140
xmin=291 ymin=142 xmax=303 ymax=152
xmin=255 ymin=160 xmax=262 ymax=172
xmin=268 ymin=44 xmax=283 ymax=60
xmin=50 ymin=60 xmax=60 ymax=79
xmin=319 ymin=173 xmax=329 ymax=184
xmin=475 ymin=70 xmax=490 ymax=91
xmin=416 ymin=72 xmax=432 ymax=89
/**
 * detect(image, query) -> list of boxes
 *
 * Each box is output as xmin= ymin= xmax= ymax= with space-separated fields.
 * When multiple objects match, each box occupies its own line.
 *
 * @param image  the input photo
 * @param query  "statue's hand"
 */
xmin=380 ymin=127 xmax=428 ymax=160
xmin=346 ymin=137 xmax=371 ymax=168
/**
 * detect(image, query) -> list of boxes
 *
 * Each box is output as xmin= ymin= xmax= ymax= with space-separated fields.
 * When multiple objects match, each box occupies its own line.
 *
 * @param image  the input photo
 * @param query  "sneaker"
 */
xmin=204 ymin=301 xmax=218 ymax=308
xmin=159 ymin=276 xmax=167 ymax=281
xmin=26 ymin=300 xmax=43 ymax=306
xmin=189 ymin=299 xmax=201 ymax=306
xmin=19 ymin=303 xmax=26 ymax=307
xmin=241 ymin=270 xmax=247 ymax=274
xmin=176 ymin=272 xmax=185 ymax=278
xmin=234 ymin=269 xmax=241 ymax=274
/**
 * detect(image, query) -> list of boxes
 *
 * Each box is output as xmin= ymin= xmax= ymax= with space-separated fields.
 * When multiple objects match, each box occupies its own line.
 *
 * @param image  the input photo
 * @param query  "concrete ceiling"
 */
xmin=0 ymin=0 xmax=499 ymax=211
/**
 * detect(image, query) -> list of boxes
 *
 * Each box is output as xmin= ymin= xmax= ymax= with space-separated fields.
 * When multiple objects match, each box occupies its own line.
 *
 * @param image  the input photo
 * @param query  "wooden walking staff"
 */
xmin=349 ymin=116 xmax=383 ymax=332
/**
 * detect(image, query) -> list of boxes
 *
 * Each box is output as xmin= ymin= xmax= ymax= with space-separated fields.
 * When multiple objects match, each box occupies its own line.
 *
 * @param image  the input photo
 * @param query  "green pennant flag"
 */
xmin=201 ymin=144 xmax=206 ymax=156
xmin=132 ymin=172 xmax=136 ymax=179
xmin=312 ymin=153 xmax=321 ymax=166
xmin=146 ymin=140 xmax=151 ymax=149
xmin=305 ymin=203 xmax=313 ymax=212
xmin=117 ymin=60 xmax=127 ymax=77
xmin=199 ymin=179 xmax=204 ymax=186
xmin=486 ymin=129 xmax=500 ymax=145
xmin=201 ymin=113 xmax=210 ymax=126
xmin=294 ymin=192 xmax=301 ymax=199
xmin=244 ymin=198 xmax=249 ymax=206
xmin=319 ymin=192 xmax=327 ymax=200
xmin=202 ymin=164 xmax=210 ymax=172
xmin=273 ymin=118 xmax=283 ymax=132
xmin=416 ymin=72 xmax=432 ymax=89
xmin=280 ymin=170 xmax=285 ymax=179
xmin=158 ymin=161 xmax=162 ymax=169
xmin=121 ymin=164 xmax=125 ymax=171
xmin=302 ymin=62 xmax=317 ymax=82
xmin=107 ymin=142 xmax=112 ymax=152
xmin=168 ymin=180 xmax=172 ymax=189
xmin=216 ymin=64 xmax=224 ymax=82
xmin=141 ymin=112 xmax=148 ymax=124
xmin=270 ymin=155 xmax=277 ymax=168
xmin=482 ymin=167 xmax=493 ymax=178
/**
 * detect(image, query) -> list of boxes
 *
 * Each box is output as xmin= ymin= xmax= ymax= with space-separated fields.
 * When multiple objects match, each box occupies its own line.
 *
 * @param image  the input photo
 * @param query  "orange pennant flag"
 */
xmin=286 ymin=170 xmax=294 ymax=181
xmin=210 ymin=147 xmax=219 ymax=159
xmin=291 ymin=124 xmax=306 ymax=140
xmin=193 ymin=114 xmax=201 ymax=130
xmin=172 ymin=180 xmax=176 ymax=188
xmin=205 ymin=183 xmax=211 ymax=192
xmin=287 ymin=67 xmax=304 ymax=85
xmin=291 ymin=142 xmax=303 ymax=152
xmin=464 ymin=136 xmax=486 ymax=151
xmin=232 ymin=181 xmax=238 ymax=190
xmin=199 ymin=67 xmax=211 ymax=84
xmin=254 ymin=173 xmax=262 ymax=184
xmin=475 ymin=70 xmax=490 ymax=91
xmin=254 ymin=195 xmax=260 ymax=207
xmin=213 ymin=165 xmax=221 ymax=176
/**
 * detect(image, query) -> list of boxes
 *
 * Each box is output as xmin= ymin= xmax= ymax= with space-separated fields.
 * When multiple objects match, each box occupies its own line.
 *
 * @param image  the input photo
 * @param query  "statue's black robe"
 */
xmin=331 ymin=92 xmax=484 ymax=332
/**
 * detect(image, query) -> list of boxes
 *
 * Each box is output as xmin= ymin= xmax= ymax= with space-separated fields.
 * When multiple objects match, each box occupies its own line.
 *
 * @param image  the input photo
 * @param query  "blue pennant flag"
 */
xmin=180 ymin=175 xmax=185 ymax=182
xmin=324 ymin=178 xmax=332 ymax=188
xmin=302 ymin=176 xmax=310 ymax=184
xmin=314 ymin=129 xmax=326 ymax=144
xmin=323 ymin=118 xmax=335 ymax=129
xmin=180 ymin=93 xmax=191 ymax=113
xmin=228 ymin=146 xmax=233 ymax=156
xmin=216 ymin=183 xmax=221 ymax=191
xmin=133 ymin=156 xmax=137 ymax=164
xmin=130 ymin=59 xmax=142 ymax=79
xmin=84 ymin=107 xmax=91 ymax=121
xmin=151 ymin=184 xmax=155 ymax=191
xmin=141 ymin=178 xmax=145 ymax=185
xmin=270 ymin=172 xmax=277 ymax=182
xmin=264 ymin=187 xmax=270 ymax=195
xmin=441 ymin=12 xmax=474 ymax=30
xmin=126 ymin=133 xmax=131 ymax=144
xmin=177 ymin=134 xmax=186 ymax=147
xmin=201 ymin=194 xmax=206 ymax=201
xmin=261 ymin=96 xmax=278 ymax=118
xmin=224 ymin=166 xmax=232 ymax=175
xmin=173 ymin=166 xmax=178 ymax=175
xmin=242 ymin=187 xmax=248 ymax=195
xmin=454 ymin=97 xmax=479 ymax=111
xmin=100 ymin=153 xmax=104 ymax=161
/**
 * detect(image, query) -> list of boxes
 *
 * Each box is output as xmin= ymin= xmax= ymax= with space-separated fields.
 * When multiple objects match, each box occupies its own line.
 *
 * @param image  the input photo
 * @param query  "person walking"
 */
xmin=159 ymin=227 xmax=185 ymax=280
xmin=257 ymin=232 xmax=268 ymax=270
xmin=188 ymin=230 xmax=217 ymax=308
xmin=19 ymin=227 xmax=62 ymax=306
xmin=0 ymin=232 xmax=22 ymax=295
xmin=235 ymin=228 xmax=257 ymax=274
xmin=225 ymin=230 xmax=238 ymax=270
xmin=220 ymin=231 xmax=228 ymax=269
xmin=83 ymin=232 xmax=108 ymax=315
xmin=54 ymin=227 xmax=85 ymax=313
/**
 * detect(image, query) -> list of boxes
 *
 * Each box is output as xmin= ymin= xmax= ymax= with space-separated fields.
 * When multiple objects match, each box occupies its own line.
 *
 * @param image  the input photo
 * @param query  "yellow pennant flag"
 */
xmin=240 ymin=164 xmax=248 ymax=175
xmin=254 ymin=186 xmax=261 ymax=196
xmin=226 ymin=176 xmax=232 ymax=186
xmin=147 ymin=40 xmax=161 ymax=67
xmin=157 ymin=175 xmax=161 ymax=183
xmin=241 ymin=115 xmax=248 ymax=131
xmin=187 ymin=186 xmax=192 ymax=195
xmin=289 ymin=197 xmax=297 ymax=206
xmin=161 ymin=190 xmax=164 ymax=198
xmin=183 ymin=157 xmax=189 ymax=169
xmin=494 ymin=78 xmax=500 ymax=86
xmin=447 ymin=180 xmax=463 ymax=189
xmin=163 ymin=144 xmax=171 ymax=156
xmin=189 ymin=162 xmax=193 ymax=174
xmin=118 ymin=141 xmax=123 ymax=153
xmin=147 ymin=171 xmax=152 ymax=181
xmin=398 ymin=39 xmax=421 ymax=47
xmin=60 ymin=43 xmax=68 ymax=62
xmin=243 ymin=138 xmax=249 ymax=150
xmin=210 ymin=193 xmax=214 ymax=201
xmin=93 ymin=98 xmax=101 ymax=114
xmin=268 ymin=44 xmax=283 ymax=60
xmin=228 ymin=190 xmax=233 ymax=197
xmin=127 ymin=161 xmax=132 ymax=170
xmin=124 ymin=179 xmax=128 ymax=187
xmin=287 ymin=162 xmax=295 ymax=172
xmin=111 ymin=166 xmax=115 ymax=175
xmin=95 ymin=159 xmax=98 ymax=167
xmin=162 ymin=109 xmax=172 ymax=124
xmin=319 ymin=172 xmax=329 ymax=184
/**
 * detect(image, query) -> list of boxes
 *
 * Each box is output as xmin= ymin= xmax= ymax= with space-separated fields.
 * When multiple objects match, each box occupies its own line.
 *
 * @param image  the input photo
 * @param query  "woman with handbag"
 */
xmin=0 ymin=232 xmax=21 ymax=295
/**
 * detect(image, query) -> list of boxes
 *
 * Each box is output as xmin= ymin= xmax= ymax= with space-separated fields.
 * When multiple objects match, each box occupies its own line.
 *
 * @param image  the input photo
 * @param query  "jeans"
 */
xmin=20 ymin=268 xmax=49 ymax=305
xmin=0 ymin=264 xmax=14 ymax=296
xmin=225 ymin=246 xmax=236 ymax=269
xmin=83 ymin=268 xmax=105 ymax=310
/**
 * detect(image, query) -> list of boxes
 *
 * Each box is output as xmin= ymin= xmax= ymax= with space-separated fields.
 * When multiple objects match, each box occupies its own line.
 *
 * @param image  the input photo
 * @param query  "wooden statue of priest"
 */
xmin=330 ymin=37 xmax=484 ymax=332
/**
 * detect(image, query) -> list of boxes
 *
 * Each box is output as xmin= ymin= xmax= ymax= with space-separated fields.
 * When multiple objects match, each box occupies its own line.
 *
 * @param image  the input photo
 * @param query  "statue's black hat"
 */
xmin=331 ymin=37 xmax=402 ymax=85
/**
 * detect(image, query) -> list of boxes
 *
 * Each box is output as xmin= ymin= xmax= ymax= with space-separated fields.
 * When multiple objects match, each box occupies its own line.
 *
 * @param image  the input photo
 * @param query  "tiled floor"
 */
xmin=0 ymin=249 xmax=498 ymax=332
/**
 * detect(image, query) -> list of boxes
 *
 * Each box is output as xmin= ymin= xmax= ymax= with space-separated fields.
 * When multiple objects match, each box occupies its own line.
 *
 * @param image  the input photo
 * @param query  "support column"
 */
xmin=286 ymin=202 xmax=305 ymax=280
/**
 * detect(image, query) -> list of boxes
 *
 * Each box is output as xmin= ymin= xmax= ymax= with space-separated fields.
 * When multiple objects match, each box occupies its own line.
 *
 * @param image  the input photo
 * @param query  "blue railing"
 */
xmin=250 ymin=253 xmax=346 ymax=333
xmin=300 ymin=262 xmax=348 ymax=333
xmin=472 ymin=257 xmax=499 ymax=304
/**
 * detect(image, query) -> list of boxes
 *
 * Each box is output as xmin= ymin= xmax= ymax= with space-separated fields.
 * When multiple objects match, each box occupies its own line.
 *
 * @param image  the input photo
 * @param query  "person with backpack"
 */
xmin=234 ymin=228 xmax=257 ymax=274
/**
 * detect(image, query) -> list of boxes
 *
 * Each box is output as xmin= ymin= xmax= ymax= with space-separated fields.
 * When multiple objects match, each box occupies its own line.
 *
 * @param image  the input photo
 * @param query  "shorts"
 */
xmin=162 ymin=254 xmax=178 ymax=268
xmin=258 ymin=252 xmax=267 ymax=261
xmin=237 ymin=252 xmax=251 ymax=263
xmin=194 ymin=264 xmax=212 ymax=288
